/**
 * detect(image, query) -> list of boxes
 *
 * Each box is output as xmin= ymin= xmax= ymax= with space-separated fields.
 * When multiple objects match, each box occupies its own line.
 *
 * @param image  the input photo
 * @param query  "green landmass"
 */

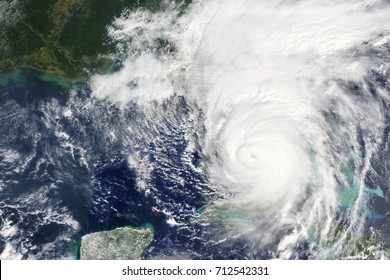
xmin=192 ymin=202 xmax=262 ymax=230
xmin=330 ymin=224 xmax=390 ymax=259
xmin=79 ymin=225 xmax=154 ymax=260
xmin=195 ymin=203 xmax=390 ymax=259
xmin=0 ymin=0 xmax=192 ymax=80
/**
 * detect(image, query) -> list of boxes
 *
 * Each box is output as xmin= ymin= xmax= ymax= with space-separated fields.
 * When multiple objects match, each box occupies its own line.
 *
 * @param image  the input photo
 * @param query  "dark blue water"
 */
xmin=0 ymin=68 xmax=215 ymax=259
xmin=1 ymin=67 xmax=390 ymax=260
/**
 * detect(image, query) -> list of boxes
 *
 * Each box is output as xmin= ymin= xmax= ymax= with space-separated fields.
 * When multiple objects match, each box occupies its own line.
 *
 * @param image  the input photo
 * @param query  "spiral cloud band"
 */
xmin=90 ymin=0 xmax=390 ymax=258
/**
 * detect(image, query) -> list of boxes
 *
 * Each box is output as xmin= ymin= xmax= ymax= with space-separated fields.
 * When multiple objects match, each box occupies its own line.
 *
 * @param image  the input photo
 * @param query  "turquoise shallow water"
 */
xmin=2 ymin=0 xmax=390 ymax=260
xmin=0 ymin=66 xmax=211 ymax=259
xmin=0 ymin=67 xmax=81 ymax=90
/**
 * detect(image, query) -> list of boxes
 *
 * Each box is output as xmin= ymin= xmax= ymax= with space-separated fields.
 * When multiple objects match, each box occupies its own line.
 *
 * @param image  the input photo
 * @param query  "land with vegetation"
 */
xmin=0 ymin=0 xmax=190 ymax=80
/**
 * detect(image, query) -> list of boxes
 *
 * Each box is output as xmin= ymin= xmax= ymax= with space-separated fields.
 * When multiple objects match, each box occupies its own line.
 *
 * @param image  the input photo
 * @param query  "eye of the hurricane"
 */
xmin=219 ymin=116 xmax=312 ymax=205
xmin=209 ymin=93 xmax=315 ymax=206
xmin=237 ymin=144 xmax=263 ymax=169
xmin=236 ymin=139 xmax=293 ymax=171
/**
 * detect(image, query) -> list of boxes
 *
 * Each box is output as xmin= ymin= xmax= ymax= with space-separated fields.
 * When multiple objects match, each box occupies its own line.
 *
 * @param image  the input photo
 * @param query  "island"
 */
xmin=79 ymin=226 xmax=154 ymax=260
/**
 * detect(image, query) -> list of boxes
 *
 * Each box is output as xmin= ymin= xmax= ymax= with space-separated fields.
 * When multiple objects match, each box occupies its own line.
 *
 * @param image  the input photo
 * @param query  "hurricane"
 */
xmin=2 ymin=0 xmax=390 ymax=260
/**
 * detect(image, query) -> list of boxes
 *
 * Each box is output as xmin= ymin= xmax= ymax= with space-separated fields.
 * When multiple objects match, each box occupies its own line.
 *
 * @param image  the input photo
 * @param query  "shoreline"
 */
xmin=0 ymin=65 xmax=88 ymax=90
